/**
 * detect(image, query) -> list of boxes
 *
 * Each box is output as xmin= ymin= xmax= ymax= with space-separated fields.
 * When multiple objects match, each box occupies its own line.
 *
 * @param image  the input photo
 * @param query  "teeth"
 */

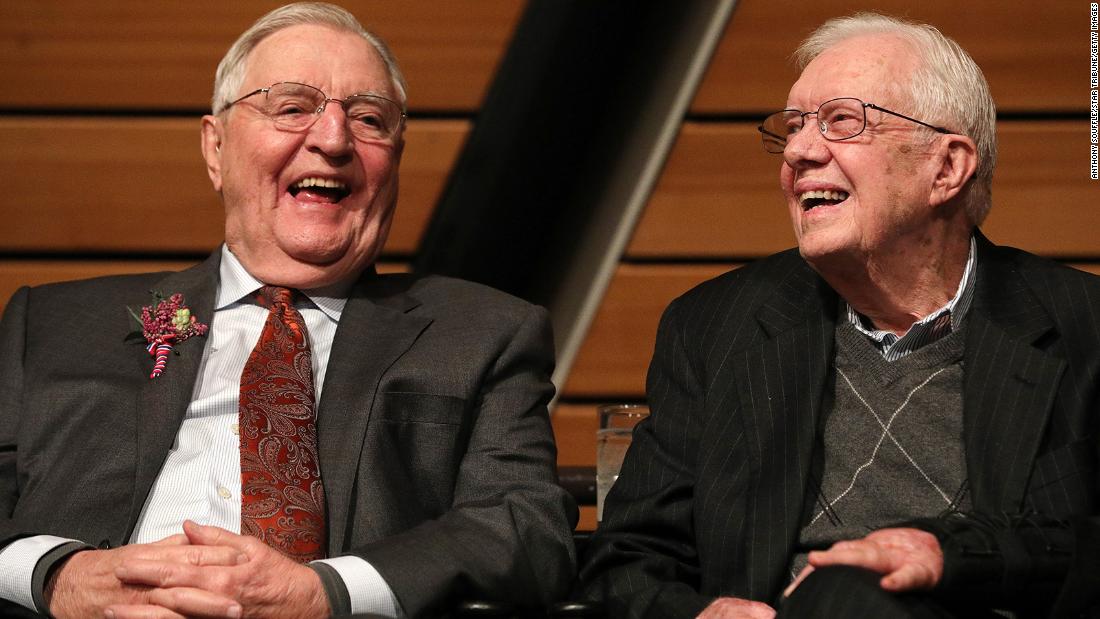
xmin=799 ymin=190 xmax=849 ymax=203
xmin=293 ymin=177 xmax=348 ymax=190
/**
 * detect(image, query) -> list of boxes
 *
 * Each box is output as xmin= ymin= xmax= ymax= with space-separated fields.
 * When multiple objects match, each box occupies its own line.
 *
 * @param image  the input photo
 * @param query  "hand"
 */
xmin=783 ymin=527 xmax=943 ymax=598
xmin=107 ymin=521 xmax=331 ymax=619
xmin=45 ymin=534 xmax=247 ymax=619
xmin=696 ymin=597 xmax=776 ymax=619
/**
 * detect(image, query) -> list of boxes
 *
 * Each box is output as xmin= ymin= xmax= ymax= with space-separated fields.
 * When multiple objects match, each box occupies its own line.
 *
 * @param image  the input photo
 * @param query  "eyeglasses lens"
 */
xmin=263 ymin=83 xmax=401 ymax=141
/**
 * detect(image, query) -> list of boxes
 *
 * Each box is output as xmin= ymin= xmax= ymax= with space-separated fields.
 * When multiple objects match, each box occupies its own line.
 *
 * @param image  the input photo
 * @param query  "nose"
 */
xmin=304 ymin=101 xmax=354 ymax=158
xmin=782 ymin=116 xmax=831 ymax=170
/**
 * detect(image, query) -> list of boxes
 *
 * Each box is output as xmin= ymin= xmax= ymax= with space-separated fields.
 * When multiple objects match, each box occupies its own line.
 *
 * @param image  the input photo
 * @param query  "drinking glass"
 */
xmin=596 ymin=404 xmax=649 ymax=522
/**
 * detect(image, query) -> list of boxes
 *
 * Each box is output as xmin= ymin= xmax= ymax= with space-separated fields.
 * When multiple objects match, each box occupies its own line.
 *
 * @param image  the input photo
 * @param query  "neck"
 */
xmin=810 ymin=231 xmax=971 ymax=336
xmin=224 ymin=244 xmax=369 ymax=293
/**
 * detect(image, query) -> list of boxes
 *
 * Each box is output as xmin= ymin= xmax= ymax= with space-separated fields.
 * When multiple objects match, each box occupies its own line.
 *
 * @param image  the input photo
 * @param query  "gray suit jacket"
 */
xmin=0 ymin=251 xmax=578 ymax=617
xmin=580 ymin=235 xmax=1100 ymax=617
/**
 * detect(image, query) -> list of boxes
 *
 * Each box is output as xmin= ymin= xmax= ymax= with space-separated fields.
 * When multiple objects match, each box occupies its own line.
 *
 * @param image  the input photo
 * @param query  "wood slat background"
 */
xmin=627 ymin=121 xmax=1097 ymax=259
xmin=694 ymin=0 xmax=1082 ymax=113
xmin=0 ymin=118 xmax=466 ymax=255
xmin=0 ymin=1 xmax=524 ymax=112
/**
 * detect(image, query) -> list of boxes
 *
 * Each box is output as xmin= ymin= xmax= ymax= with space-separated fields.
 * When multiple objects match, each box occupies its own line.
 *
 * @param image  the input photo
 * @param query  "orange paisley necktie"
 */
xmin=239 ymin=286 xmax=326 ymax=562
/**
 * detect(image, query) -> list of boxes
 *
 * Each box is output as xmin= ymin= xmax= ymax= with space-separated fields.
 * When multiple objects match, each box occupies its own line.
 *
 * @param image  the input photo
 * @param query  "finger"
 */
xmin=782 ymin=564 xmax=814 ymax=598
xmin=116 ymin=559 xmax=205 ymax=588
xmin=150 ymin=534 xmax=189 ymax=547
xmin=696 ymin=598 xmax=776 ymax=619
xmin=116 ymin=557 xmax=243 ymax=591
xmin=880 ymin=561 xmax=936 ymax=592
xmin=173 ymin=543 xmax=247 ymax=567
xmin=183 ymin=521 xmax=249 ymax=551
xmin=105 ymin=605 xmax=188 ymax=619
xmin=147 ymin=586 xmax=243 ymax=618
xmin=740 ymin=602 xmax=777 ymax=619
xmin=807 ymin=542 xmax=886 ymax=572
xmin=137 ymin=543 xmax=247 ymax=567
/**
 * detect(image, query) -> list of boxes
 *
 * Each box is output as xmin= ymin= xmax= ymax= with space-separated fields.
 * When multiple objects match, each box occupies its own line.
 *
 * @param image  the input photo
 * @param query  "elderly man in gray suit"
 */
xmin=581 ymin=12 xmax=1099 ymax=619
xmin=0 ymin=3 xmax=576 ymax=618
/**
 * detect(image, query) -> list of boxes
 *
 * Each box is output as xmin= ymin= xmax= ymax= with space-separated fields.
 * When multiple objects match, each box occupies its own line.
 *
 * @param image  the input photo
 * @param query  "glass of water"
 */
xmin=596 ymin=404 xmax=649 ymax=522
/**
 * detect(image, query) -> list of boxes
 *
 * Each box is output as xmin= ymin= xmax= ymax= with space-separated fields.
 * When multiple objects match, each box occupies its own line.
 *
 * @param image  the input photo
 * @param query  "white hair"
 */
xmin=210 ymin=2 xmax=407 ymax=114
xmin=796 ymin=13 xmax=997 ymax=225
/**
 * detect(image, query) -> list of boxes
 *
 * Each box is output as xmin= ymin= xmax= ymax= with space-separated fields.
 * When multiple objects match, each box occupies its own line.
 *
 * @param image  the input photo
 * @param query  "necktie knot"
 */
xmin=257 ymin=286 xmax=294 ymax=310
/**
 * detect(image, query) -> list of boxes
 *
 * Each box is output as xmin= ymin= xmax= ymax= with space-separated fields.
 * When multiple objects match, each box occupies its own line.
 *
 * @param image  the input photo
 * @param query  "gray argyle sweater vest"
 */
xmin=788 ymin=322 xmax=971 ymax=577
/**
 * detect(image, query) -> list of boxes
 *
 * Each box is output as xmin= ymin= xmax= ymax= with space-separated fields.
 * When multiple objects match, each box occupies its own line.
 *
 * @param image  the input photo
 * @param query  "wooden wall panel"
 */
xmin=629 ymin=120 xmax=1100 ymax=259
xmin=982 ymin=123 xmax=1100 ymax=256
xmin=0 ymin=259 xmax=196 ymax=292
xmin=564 ymin=264 xmax=735 ymax=398
xmin=694 ymin=0 xmax=1082 ymax=113
xmin=552 ymin=403 xmax=600 ymax=531
xmin=0 ymin=259 xmax=194 ymax=316
xmin=628 ymin=123 xmax=789 ymax=258
xmin=0 ymin=260 xmax=408 ymax=315
xmin=0 ymin=1 xmax=523 ymax=112
xmin=553 ymin=404 xmax=599 ymax=468
xmin=0 ymin=118 xmax=467 ymax=255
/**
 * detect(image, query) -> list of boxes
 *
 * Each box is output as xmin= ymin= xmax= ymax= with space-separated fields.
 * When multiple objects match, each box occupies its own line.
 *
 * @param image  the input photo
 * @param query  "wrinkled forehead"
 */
xmin=242 ymin=24 xmax=395 ymax=99
xmin=786 ymin=34 xmax=920 ymax=110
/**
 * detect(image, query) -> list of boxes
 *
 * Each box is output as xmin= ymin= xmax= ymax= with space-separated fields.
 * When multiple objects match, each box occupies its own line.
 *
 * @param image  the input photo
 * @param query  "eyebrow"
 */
xmin=346 ymin=89 xmax=390 ymax=98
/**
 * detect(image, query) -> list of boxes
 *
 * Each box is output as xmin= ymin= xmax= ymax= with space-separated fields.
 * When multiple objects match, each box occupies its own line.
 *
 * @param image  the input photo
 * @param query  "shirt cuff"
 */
xmin=312 ymin=555 xmax=403 ymax=618
xmin=0 ymin=535 xmax=83 ymax=612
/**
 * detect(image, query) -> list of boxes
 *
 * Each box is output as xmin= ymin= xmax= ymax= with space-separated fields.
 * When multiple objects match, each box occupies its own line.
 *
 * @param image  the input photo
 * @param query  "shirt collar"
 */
xmin=846 ymin=236 xmax=977 ymax=359
xmin=215 ymin=245 xmax=349 ymax=322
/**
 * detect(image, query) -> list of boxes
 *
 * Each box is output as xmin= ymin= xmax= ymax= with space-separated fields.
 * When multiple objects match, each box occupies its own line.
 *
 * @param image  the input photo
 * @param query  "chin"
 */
xmin=289 ymin=248 xmax=345 ymax=266
xmin=288 ymin=244 xmax=379 ymax=284
xmin=797 ymin=233 xmax=849 ymax=262
xmin=279 ymin=232 xmax=353 ymax=263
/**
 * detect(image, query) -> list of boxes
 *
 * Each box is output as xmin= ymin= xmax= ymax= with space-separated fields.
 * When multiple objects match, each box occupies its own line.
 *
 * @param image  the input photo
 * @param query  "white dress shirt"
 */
xmin=0 ymin=247 xmax=401 ymax=617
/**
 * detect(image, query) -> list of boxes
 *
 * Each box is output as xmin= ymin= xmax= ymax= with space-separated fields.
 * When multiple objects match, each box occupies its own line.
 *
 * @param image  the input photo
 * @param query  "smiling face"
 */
xmin=201 ymin=24 xmax=403 ymax=289
xmin=780 ymin=34 xmax=944 ymax=270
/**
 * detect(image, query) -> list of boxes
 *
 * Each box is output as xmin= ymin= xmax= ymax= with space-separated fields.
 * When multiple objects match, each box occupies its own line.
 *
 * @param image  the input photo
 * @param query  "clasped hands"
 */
xmin=46 ymin=521 xmax=330 ymax=619
xmin=696 ymin=527 xmax=944 ymax=619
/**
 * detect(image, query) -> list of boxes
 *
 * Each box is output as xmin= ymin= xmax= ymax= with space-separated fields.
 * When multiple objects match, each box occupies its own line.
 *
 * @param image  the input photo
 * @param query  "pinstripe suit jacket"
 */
xmin=580 ymin=235 xmax=1100 ymax=617
xmin=0 ymin=251 xmax=577 ymax=617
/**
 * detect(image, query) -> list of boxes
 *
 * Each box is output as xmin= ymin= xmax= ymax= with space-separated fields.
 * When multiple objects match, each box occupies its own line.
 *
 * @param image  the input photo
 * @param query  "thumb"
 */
xmin=183 ymin=520 xmax=241 ymax=548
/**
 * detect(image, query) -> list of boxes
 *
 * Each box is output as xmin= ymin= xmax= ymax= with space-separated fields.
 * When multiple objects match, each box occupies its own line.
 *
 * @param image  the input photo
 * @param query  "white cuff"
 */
xmin=0 ymin=535 xmax=81 ymax=612
xmin=313 ymin=555 xmax=403 ymax=618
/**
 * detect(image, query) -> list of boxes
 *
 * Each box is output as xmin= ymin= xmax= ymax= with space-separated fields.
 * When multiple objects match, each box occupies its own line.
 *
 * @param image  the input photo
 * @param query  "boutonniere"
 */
xmin=128 ymin=292 xmax=209 ymax=379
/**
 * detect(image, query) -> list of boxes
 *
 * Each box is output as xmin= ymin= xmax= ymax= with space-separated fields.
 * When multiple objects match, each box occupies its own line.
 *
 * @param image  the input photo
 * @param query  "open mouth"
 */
xmin=799 ymin=190 xmax=849 ymax=211
xmin=289 ymin=177 xmax=351 ymax=203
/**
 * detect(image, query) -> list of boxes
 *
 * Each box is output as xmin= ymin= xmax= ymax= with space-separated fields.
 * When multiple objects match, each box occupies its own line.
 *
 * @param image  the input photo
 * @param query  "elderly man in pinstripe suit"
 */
xmin=581 ymin=13 xmax=1099 ymax=619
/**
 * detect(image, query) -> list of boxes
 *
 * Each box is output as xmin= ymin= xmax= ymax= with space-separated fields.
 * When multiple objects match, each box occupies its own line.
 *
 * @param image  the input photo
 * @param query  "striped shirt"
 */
xmin=846 ymin=237 xmax=976 ymax=361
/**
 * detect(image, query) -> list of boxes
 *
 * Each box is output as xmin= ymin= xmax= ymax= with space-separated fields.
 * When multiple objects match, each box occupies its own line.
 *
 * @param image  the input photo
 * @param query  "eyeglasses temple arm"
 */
xmin=865 ymin=103 xmax=951 ymax=134
xmin=757 ymin=126 xmax=787 ymax=141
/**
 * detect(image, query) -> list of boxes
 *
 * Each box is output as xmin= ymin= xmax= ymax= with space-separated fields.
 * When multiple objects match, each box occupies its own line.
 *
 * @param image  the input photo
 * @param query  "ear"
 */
xmin=929 ymin=134 xmax=978 ymax=208
xmin=200 ymin=115 xmax=224 ymax=192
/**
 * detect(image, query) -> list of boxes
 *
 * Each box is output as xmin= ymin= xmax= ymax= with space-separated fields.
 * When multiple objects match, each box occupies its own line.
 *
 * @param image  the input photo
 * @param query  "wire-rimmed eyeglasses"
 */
xmin=757 ymin=97 xmax=953 ymax=154
xmin=225 ymin=81 xmax=406 ymax=143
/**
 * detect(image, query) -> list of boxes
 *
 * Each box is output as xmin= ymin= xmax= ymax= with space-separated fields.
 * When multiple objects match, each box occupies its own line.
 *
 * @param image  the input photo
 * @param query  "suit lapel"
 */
xmin=316 ymin=273 xmax=431 ymax=552
xmin=126 ymin=253 xmax=221 ymax=536
xmin=731 ymin=260 xmax=836 ymax=598
xmin=963 ymin=237 xmax=1064 ymax=513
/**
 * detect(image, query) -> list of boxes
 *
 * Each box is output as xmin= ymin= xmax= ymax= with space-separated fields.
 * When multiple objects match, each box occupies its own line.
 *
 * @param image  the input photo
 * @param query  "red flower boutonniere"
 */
xmin=128 ymin=292 xmax=209 ymax=379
